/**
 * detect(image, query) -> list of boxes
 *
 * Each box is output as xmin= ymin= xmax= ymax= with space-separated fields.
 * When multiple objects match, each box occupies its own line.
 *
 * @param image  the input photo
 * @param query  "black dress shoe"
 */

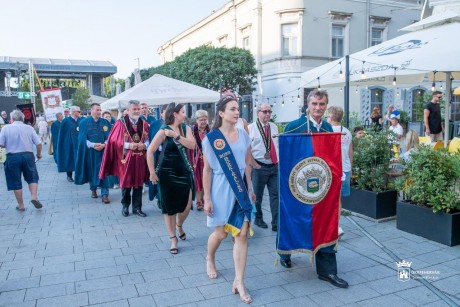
xmin=67 ymin=177 xmax=74 ymax=182
xmin=280 ymin=258 xmax=291 ymax=268
xmin=91 ymin=191 xmax=98 ymax=198
xmin=272 ymin=225 xmax=278 ymax=232
xmin=254 ymin=218 xmax=268 ymax=229
xmin=318 ymin=274 xmax=349 ymax=288
xmin=122 ymin=206 xmax=129 ymax=217
xmin=133 ymin=209 xmax=147 ymax=217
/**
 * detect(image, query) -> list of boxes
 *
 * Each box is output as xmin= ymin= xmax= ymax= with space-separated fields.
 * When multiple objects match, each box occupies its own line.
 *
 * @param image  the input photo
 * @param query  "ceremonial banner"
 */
xmin=277 ymin=133 xmax=342 ymax=256
xmin=16 ymin=103 xmax=36 ymax=127
xmin=40 ymin=88 xmax=64 ymax=122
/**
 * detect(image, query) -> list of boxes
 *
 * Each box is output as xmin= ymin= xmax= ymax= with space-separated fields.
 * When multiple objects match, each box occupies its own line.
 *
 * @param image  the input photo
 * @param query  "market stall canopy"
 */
xmin=300 ymin=21 xmax=460 ymax=88
xmin=101 ymin=74 xmax=220 ymax=110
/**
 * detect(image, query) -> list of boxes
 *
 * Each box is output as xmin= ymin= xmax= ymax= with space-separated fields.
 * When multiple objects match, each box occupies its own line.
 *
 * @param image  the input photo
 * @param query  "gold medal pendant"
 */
xmin=133 ymin=133 xmax=140 ymax=142
xmin=264 ymin=152 xmax=271 ymax=159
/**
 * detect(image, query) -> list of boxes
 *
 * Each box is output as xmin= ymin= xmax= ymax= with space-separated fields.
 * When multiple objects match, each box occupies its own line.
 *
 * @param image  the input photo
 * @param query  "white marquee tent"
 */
xmin=101 ymin=74 xmax=220 ymax=110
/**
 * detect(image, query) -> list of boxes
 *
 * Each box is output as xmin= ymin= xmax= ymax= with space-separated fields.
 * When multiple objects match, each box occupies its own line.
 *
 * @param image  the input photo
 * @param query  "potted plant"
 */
xmin=395 ymin=146 xmax=460 ymax=246
xmin=343 ymin=128 xmax=398 ymax=220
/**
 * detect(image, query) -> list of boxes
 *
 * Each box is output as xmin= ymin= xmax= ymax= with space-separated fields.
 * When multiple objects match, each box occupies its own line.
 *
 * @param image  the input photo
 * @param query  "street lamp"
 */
xmin=5 ymin=71 xmax=12 ymax=92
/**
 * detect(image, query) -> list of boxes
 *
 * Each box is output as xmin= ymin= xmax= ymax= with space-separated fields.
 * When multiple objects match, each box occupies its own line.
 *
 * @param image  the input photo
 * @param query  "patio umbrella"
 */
xmin=300 ymin=13 xmax=460 ymax=146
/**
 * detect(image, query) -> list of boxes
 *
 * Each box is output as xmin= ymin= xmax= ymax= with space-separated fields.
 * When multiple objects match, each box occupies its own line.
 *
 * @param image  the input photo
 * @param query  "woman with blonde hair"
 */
xmin=370 ymin=106 xmax=383 ymax=130
xmin=401 ymin=129 xmax=419 ymax=162
xmin=188 ymin=109 xmax=210 ymax=211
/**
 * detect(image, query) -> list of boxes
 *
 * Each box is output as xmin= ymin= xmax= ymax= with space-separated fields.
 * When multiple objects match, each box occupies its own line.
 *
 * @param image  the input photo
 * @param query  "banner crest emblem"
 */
xmin=289 ymin=156 xmax=332 ymax=205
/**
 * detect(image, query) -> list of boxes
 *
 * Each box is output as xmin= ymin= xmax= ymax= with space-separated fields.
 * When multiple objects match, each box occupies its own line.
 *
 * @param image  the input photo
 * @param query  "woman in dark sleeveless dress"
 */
xmin=147 ymin=103 xmax=196 ymax=254
xmin=370 ymin=106 xmax=383 ymax=130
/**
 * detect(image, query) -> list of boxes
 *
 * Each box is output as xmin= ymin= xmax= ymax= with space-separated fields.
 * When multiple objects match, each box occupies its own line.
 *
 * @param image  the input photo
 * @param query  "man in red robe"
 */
xmin=99 ymin=100 xmax=150 ymax=217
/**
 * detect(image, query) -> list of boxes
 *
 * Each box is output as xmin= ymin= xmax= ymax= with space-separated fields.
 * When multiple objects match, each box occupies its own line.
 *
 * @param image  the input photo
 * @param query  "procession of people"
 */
xmin=1 ymin=90 xmax=361 ymax=304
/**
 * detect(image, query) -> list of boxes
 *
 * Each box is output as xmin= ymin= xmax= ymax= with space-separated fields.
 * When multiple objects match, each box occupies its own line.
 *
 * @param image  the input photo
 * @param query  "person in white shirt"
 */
xmin=389 ymin=114 xmax=404 ymax=144
xmin=248 ymin=103 xmax=279 ymax=231
xmin=326 ymin=106 xmax=352 ymax=239
xmin=37 ymin=118 xmax=49 ymax=144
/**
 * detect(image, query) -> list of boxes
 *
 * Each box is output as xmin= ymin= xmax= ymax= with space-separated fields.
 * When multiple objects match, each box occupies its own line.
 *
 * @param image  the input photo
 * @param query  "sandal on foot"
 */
xmin=169 ymin=236 xmax=178 ymax=254
xmin=232 ymin=280 xmax=252 ymax=304
xmin=176 ymin=225 xmax=186 ymax=240
xmin=196 ymin=200 xmax=204 ymax=211
xmin=31 ymin=199 xmax=43 ymax=209
xmin=16 ymin=206 xmax=26 ymax=212
xmin=206 ymin=257 xmax=218 ymax=279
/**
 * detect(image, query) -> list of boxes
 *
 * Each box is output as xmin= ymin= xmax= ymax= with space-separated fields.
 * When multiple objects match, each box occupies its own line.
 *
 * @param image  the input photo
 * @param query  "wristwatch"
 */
xmin=175 ymin=134 xmax=181 ymax=141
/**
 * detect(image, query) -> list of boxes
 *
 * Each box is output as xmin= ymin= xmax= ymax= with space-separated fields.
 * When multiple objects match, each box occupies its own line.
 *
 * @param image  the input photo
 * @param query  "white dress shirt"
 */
xmin=248 ymin=121 xmax=279 ymax=164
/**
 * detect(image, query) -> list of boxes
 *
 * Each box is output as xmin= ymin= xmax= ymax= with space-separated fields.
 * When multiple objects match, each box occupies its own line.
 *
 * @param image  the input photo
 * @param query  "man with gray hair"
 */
xmin=1 ymin=111 xmax=9 ymax=124
xmin=100 ymin=100 xmax=150 ymax=217
xmin=248 ymin=103 xmax=279 ymax=231
xmin=56 ymin=106 xmax=82 ymax=182
xmin=0 ymin=110 xmax=43 ymax=211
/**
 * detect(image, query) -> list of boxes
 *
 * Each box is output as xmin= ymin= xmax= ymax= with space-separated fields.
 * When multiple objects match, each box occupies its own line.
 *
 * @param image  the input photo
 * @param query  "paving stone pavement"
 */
xmin=0 ymin=145 xmax=459 ymax=307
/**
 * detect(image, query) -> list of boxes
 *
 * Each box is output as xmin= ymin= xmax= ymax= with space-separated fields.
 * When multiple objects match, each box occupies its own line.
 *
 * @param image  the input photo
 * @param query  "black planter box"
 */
xmin=396 ymin=200 xmax=460 ymax=246
xmin=342 ymin=187 xmax=397 ymax=220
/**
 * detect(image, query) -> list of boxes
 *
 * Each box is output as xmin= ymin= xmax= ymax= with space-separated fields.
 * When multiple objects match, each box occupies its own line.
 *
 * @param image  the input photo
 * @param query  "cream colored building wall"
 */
xmin=158 ymin=0 xmax=421 ymax=123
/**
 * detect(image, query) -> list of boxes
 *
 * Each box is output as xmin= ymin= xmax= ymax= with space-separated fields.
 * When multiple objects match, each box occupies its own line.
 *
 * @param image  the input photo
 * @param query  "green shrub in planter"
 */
xmin=352 ymin=129 xmax=394 ymax=192
xmin=395 ymin=145 xmax=460 ymax=213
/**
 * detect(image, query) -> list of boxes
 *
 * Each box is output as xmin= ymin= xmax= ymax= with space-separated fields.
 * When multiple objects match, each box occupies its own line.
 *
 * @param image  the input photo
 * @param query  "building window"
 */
xmin=412 ymin=89 xmax=426 ymax=121
xmin=371 ymin=28 xmax=384 ymax=46
xmin=281 ymin=23 xmax=298 ymax=56
xmin=370 ymin=88 xmax=384 ymax=114
xmin=331 ymin=25 xmax=345 ymax=58
xmin=243 ymin=36 xmax=250 ymax=50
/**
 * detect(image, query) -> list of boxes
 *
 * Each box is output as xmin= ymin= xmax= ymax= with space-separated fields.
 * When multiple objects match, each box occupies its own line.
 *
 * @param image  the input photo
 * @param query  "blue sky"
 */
xmin=1 ymin=0 xmax=229 ymax=78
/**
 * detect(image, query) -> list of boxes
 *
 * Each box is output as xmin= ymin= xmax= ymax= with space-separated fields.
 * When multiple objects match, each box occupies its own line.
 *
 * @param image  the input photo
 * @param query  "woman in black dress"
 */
xmin=370 ymin=106 xmax=383 ymax=130
xmin=147 ymin=103 xmax=196 ymax=254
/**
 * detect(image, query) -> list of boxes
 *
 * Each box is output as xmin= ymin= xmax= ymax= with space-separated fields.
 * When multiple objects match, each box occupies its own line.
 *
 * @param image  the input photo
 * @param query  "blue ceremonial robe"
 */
xmin=56 ymin=116 xmax=82 ymax=172
xmin=50 ymin=120 xmax=61 ymax=163
xmin=148 ymin=118 xmax=164 ymax=201
xmin=75 ymin=117 xmax=111 ymax=188
xmin=141 ymin=114 xmax=156 ymax=126
xmin=281 ymin=115 xmax=336 ymax=257
xmin=284 ymin=115 xmax=333 ymax=134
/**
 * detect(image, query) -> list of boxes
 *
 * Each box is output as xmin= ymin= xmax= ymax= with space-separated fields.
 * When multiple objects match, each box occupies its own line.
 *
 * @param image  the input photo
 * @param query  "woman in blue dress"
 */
xmin=202 ymin=96 xmax=256 ymax=304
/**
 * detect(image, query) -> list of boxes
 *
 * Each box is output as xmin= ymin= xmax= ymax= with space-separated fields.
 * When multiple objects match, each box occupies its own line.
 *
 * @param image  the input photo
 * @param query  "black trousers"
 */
xmin=315 ymin=251 xmax=337 ymax=276
xmin=279 ymin=250 xmax=337 ymax=275
xmin=121 ymin=187 xmax=143 ymax=211
xmin=251 ymin=164 xmax=279 ymax=227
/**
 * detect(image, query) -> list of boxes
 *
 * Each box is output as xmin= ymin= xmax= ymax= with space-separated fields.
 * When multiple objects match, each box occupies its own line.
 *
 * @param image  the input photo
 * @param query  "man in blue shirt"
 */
xmin=0 ymin=110 xmax=43 ymax=211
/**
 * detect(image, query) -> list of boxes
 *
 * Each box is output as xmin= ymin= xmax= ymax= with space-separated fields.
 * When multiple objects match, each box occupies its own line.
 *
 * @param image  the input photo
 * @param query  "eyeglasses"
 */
xmin=259 ymin=110 xmax=272 ymax=114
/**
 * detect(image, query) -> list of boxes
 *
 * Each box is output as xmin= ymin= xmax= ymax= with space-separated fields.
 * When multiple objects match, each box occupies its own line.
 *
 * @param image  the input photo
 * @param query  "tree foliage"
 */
xmin=141 ymin=46 xmax=257 ymax=94
xmin=71 ymin=87 xmax=90 ymax=110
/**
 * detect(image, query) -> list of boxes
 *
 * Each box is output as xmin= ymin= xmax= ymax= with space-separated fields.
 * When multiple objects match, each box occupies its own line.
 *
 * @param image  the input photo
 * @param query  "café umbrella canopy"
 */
xmin=301 ymin=13 xmax=460 ymax=146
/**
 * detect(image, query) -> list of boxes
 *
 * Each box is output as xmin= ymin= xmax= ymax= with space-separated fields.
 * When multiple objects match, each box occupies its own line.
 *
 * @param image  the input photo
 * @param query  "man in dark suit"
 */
xmin=280 ymin=89 xmax=349 ymax=289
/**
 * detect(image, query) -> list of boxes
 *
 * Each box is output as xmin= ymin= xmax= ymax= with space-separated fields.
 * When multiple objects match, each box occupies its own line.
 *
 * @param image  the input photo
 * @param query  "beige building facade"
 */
xmin=158 ymin=0 xmax=421 ymax=123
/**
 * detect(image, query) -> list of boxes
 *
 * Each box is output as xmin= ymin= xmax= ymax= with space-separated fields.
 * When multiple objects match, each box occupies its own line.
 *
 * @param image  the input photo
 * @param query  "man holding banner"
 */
xmin=277 ymin=89 xmax=348 ymax=289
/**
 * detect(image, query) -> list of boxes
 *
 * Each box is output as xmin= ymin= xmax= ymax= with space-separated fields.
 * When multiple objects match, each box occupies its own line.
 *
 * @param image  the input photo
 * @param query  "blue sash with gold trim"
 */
xmin=207 ymin=129 xmax=253 ymax=236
